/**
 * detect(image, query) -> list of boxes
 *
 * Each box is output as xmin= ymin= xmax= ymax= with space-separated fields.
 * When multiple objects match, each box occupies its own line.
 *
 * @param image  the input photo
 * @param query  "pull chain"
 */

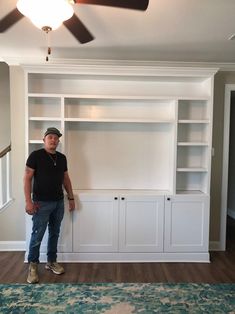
xmin=42 ymin=26 xmax=52 ymax=62
xmin=46 ymin=32 xmax=51 ymax=62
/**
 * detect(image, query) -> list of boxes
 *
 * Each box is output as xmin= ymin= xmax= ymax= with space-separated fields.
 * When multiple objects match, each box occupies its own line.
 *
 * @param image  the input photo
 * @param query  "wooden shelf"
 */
xmin=64 ymin=118 xmax=174 ymax=123
xmin=176 ymin=190 xmax=206 ymax=195
xmin=76 ymin=189 xmax=171 ymax=196
xmin=177 ymin=142 xmax=209 ymax=146
xmin=28 ymin=93 xmax=61 ymax=98
xmin=29 ymin=93 xmax=176 ymax=100
xmin=178 ymin=120 xmax=209 ymax=124
xmin=177 ymin=167 xmax=208 ymax=172
xmin=29 ymin=140 xmax=43 ymax=144
xmin=29 ymin=117 xmax=61 ymax=121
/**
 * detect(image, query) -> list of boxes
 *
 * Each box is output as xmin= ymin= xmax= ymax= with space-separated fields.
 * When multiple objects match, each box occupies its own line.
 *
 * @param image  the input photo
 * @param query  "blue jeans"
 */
xmin=28 ymin=200 xmax=64 ymax=263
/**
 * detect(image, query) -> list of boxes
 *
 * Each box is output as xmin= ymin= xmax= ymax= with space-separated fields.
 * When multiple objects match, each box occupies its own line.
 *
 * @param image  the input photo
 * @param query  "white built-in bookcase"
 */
xmin=24 ymin=64 xmax=217 ymax=262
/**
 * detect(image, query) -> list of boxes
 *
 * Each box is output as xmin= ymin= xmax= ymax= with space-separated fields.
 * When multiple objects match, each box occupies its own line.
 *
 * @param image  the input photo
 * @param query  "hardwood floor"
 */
xmin=0 ymin=217 xmax=234 ymax=284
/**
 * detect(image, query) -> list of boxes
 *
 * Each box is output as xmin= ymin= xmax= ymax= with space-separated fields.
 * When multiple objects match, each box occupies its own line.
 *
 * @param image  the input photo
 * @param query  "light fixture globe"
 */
xmin=16 ymin=0 xmax=74 ymax=30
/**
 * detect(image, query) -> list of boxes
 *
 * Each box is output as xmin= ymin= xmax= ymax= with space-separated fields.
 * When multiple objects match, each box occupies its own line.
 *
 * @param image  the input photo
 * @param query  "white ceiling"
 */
xmin=1 ymin=0 xmax=235 ymax=65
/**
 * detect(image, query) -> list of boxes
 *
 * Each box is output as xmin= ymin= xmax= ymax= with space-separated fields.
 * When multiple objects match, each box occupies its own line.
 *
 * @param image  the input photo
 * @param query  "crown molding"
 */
xmin=2 ymin=56 xmax=235 ymax=72
xmin=21 ymin=63 xmax=218 ymax=78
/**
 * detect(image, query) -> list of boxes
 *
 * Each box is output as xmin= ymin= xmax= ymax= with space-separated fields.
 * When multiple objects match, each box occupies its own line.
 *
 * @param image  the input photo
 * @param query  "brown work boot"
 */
xmin=45 ymin=262 xmax=65 ymax=275
xmin=27 ymin=262 xmax=39 ymax=284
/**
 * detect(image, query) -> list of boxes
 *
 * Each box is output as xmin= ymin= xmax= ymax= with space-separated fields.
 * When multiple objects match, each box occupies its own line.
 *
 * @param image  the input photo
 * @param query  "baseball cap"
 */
xmin=44 ymin=127 xmax=62 ymax=138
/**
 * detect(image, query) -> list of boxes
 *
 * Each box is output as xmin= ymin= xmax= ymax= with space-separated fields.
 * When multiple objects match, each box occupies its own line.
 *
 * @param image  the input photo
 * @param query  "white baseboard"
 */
xmin=24 ymin=252 xmax=210 ymax=263
xmin=0 ymin=241 xmax=26 ymax=251
xmin=0 ymin=241 xmax=220 ymax=255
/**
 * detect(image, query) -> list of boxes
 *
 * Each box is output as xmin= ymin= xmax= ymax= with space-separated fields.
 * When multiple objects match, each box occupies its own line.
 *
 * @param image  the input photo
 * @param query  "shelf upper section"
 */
xmin=26 ymin=68 xmax=216 ymax=99
xmin=25 ymin=64 xmax=216 ymax=195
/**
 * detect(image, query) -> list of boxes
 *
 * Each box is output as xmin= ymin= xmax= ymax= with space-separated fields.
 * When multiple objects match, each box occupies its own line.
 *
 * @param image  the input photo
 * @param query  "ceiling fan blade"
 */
xmin=0 ymin=8 xmax=24 ymax=32
xmin=74 ymin=0 xmax=149 ymax=11
xmin=63 ymin=14 xmax=94 ymax=44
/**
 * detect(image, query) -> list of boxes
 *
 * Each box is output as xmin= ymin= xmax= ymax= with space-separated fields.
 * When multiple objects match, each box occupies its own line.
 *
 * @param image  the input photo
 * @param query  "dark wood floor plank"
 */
xmin=0 ymin=217 xmax=234 ymax=284
xmin=0 ymin=250 xmax=234 ymax=284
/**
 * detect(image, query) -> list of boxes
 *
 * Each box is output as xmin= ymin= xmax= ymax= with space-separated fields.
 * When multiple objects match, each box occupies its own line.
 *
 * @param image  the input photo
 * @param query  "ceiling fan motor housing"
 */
xmin=0 ymin=0 xmax=149 ymax=43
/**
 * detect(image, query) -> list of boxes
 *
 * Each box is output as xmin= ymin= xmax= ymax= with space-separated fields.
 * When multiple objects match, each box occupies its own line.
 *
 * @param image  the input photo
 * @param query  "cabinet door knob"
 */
xmin=114 ymin=197 xmax=118 ymax=200
xmin=167 ymin=197 xmax=171 ymax=201
xmin=121 ymin=197 xmax=125 ymax=200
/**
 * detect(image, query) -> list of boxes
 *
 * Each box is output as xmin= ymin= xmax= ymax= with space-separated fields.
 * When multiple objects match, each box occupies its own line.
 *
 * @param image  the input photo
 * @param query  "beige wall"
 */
xmin=210 ymin=71 xmax=235 ymax=241
xmin=0 ymin=62 xmax=10 ymax=152
xmin=0 ymin=66 xmax=25 ymax=241
xmin=1 ymin=67 xmax=235 ymax=243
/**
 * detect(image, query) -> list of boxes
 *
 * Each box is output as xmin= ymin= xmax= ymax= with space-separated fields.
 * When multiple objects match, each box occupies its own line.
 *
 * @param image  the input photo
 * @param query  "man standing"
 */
xmin=24 ymin=127 xmax=75 ymax=284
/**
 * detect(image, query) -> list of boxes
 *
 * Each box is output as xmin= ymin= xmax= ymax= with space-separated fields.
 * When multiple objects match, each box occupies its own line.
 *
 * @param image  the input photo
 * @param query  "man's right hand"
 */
xmin=25 ymin=201 xmax=39 ymax=215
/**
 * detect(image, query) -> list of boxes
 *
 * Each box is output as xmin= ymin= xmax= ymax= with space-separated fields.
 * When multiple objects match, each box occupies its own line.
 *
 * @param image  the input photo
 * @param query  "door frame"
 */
xmin=220 ymin=84 xmax=235 ymax=250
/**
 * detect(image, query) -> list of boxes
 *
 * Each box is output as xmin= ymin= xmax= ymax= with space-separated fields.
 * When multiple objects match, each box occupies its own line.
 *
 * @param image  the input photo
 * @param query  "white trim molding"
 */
xmin=0 ymin=242 xmax=220 ymax=253
xmin=0 ymin=241 xmax=26 ymax=251
xmin=0 ymin=242 xmax=221 ymax=253
xmin=3 ymin=56 xmax=235 ymax=71
xmin=21 ymin=61 xmax=218 ymax=78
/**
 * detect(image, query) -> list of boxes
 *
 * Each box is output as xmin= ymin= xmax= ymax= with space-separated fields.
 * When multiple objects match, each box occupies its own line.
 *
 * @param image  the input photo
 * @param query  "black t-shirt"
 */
xmin=26 ymin=149 xmax=68 ymax=201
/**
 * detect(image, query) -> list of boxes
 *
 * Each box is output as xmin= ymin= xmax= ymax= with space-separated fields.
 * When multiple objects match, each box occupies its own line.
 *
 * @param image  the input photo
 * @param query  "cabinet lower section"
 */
xmin=164 ymin=195 xmax=210 ymax=252
xmin=25 ymin=192 xmax=210 ymax=263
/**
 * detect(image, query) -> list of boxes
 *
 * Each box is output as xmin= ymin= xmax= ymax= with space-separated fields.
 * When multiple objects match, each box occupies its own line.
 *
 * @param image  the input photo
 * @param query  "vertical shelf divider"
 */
xmin=61 ymin=96 xmax=65 ymax=154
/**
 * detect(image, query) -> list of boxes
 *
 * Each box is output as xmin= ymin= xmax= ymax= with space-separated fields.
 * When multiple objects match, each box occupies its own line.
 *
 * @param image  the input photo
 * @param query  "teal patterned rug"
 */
xmin=0 ymin=283 xmax=234 ymax=313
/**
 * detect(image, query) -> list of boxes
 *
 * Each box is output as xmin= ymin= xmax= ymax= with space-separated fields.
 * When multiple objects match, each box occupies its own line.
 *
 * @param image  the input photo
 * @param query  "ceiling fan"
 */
xmin=0 ymin=0 xmax=149 ymax=44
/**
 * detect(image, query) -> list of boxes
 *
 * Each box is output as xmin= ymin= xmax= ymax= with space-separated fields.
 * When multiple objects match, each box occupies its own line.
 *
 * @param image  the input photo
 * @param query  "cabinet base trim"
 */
xmin=24 ymin=252 xmax=210 ymax=263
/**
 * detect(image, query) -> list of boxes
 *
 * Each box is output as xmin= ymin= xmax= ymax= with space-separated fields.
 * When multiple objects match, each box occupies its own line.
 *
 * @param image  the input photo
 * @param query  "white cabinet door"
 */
xmin=73 ymin=193 xmax=119 ymax=252
xmin=164 ymin=195 xmax=209 ymax=252
xmin=119 ymin=195 xmax=164 ymax=252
